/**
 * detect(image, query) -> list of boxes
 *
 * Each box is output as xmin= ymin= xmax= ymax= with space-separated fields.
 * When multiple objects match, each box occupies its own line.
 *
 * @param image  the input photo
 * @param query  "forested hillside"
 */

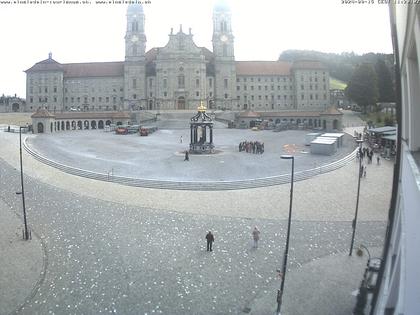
xmin=279 ymin=50 xmax=394 ymax=84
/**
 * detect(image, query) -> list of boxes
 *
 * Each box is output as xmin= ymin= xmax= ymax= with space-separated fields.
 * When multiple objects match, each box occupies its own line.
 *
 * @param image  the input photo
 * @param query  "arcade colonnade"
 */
xmin=31 ymin=109 xmax=131 ymax=134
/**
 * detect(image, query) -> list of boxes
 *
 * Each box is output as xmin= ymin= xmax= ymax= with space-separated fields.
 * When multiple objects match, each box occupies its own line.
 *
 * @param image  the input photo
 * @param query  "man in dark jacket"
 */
xmin=206 ymin=231 xmax=214 ymax=252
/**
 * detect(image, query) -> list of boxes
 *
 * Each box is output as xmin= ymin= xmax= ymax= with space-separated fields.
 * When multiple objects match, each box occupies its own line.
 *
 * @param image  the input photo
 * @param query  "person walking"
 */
xmin=252 ymin=226 xmax=260 ymax=248
xmin=180 ymin=136 xmax=183 ymax=143
xmin=377 ymin=155 xmax=380 ymax=165
xmin=206 ymin=231 xmax=214 ymax=252
xmin=184 ymin=150 xmax=189 ymax=161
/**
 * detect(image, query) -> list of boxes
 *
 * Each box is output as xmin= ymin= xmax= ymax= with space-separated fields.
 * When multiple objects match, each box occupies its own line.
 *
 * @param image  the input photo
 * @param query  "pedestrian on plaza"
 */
xmin=363 ymin=166 xmax=367 ymax=178
xmin=377 ymin=155 xmax=380 ymax=165
xmin=206 ymin=231 xmax=214 ymax=252
xmin=252 ymin=226 xmax=260 ymax=248
xmin=180 ymin=136 xmax=183 ymax=143
xmin=184 ymin=150 xmax=189 ymax=161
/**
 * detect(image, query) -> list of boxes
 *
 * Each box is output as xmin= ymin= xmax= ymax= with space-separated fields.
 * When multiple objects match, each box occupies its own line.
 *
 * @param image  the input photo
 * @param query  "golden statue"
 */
xmin=197 ymin=101 xmax=207 ymax=112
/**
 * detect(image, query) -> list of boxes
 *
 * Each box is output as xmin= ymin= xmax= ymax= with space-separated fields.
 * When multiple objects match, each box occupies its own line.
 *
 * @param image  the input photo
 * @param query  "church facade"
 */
xmin=25 ymin=3 xmax=331 ymax=115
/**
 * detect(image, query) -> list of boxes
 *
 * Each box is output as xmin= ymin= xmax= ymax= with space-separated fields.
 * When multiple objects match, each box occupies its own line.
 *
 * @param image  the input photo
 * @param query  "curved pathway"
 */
xmin=0 ymin=111 xmax=393 ymax=315
xmin=23 ymin=137 xmax=358 ymax=190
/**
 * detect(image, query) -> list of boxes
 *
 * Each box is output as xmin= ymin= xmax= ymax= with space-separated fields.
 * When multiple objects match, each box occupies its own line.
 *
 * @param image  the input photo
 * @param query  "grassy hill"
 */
xmin=330 ymin=77 xmax=347 ymax=90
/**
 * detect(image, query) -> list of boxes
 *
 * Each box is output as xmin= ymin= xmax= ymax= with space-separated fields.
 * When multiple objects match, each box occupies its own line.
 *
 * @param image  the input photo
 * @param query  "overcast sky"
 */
xmin=0 ymin=0 xmax=393 ymax=98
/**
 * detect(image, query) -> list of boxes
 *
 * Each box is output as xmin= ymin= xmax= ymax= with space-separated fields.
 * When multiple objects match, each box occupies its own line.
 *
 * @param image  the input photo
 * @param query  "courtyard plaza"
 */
xmin=0 ymin=112 xmax=393 ymax=314
xmin=25 ymin=124 xmax=354 ymax=182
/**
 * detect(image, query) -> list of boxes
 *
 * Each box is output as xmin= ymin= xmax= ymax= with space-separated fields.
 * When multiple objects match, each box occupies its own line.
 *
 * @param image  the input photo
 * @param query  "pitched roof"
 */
xmin=25 ymin=58 xmax=63 ymax=72
xmin=320 ymin=107 xmax=343 ymax=115
xmin=63 ymin=62 xmax=124 ymax=78
xmin=291 ymin=60 xmax=327 ymax=70
xmin=236 ymin=61 xmax=291 ymax=76
xmin=145 ymin=48 xmax=159 ymax=62
xmin=31 ymin=108 xmax=55 ymax=118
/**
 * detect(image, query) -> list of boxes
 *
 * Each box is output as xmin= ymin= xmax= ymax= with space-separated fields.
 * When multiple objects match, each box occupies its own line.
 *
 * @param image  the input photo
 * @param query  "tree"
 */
xmin=375 ymin=59 xmax=395 ymax=103
xmin=345 ymin=63 xmax=379 ymax=113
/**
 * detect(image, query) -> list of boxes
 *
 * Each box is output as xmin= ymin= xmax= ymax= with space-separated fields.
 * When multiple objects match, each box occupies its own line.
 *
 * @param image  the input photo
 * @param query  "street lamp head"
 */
xmin=281 ymin=155 xmax=294 ymax=160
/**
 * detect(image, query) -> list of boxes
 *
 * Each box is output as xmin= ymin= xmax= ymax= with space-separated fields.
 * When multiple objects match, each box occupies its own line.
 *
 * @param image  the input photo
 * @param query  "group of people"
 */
xmin=357 ymin=146 xmax=382 ymax=179
xmin=205 ymin=226 xmax=261 ymax=252
xmin=238 ymin=141 xmax=265 ymax=154
xmin=358 ymin=146 xmax=379 ymax=165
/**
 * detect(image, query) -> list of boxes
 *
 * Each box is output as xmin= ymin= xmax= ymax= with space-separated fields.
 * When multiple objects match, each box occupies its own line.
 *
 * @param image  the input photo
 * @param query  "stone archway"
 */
xmin=72 ymin=121 xmax=76 ymax=130
xmin=61 ymin=121 xmax=65 ymax=131
xmin=98 ymin=120 xmax=104 ymax=129
xmin=84 ymin=120 xmax=89 ymax=130
xmin=177 ymin=96 xmax=185 ymax=110
xmin=91 ymin=120 xmax=97 ymax=129
xmin=77 ymin=121 xmax=82 ymax=130
xmin=37 ymin=122 xmax=44 ymax=133
xmin=66 ymin=121 xmax=70 ymax=130
xmin=12 ymin=103 xmax=20 ymax=112
xmin=105 ymin=120 xmax=112 ymax=126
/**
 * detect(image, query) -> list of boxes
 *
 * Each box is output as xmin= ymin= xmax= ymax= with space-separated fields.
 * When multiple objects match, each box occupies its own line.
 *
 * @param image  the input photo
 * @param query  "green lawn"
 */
xmin=330 ymin=77 xmax=347 ymax=90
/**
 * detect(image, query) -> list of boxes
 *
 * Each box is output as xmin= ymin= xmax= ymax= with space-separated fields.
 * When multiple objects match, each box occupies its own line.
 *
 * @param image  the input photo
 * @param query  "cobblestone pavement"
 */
xmin=0 ymin=130 xmax=393 ymax=222
xmin=0 ymin=111 xmax=393 ymax=314
xmin=0 ymin=198 xmax=44 ymax=315
xmin=0 ymin=158 xmax=386 ymax=315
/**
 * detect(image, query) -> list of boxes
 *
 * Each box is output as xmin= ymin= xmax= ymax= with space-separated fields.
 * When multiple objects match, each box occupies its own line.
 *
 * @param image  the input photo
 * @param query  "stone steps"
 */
xmin=24 ymin=138 xmax=357 ymax=191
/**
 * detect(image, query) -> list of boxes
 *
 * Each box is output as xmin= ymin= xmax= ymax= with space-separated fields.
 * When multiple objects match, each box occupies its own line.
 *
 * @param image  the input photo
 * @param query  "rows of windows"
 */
xmin=237 ymin=95 xmax=295 ymax=101
xmin=236 ymin=103 xmax=295 ymax=109
xmin=237 ymin=85 xmax=294 ymax=91
xmin=64 ymin=86 xmax=124 ymax=93
xmin=300 ymin=94 xmax=328 ymax=100
xmin=63 ymin=96 xmax=124 ymax=104
xmin=236 ymin=76 xmax=294 ymax=83
xmin=29 ymin=86 xmax=59 ymax=94
xmin=29 ymin=96 xmax=59 ymax=103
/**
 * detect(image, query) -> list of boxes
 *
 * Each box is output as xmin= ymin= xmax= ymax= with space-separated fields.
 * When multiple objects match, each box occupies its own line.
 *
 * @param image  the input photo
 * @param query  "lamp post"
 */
xmin=18 ymin=126 xmax=29 ymax=240
xmin=349 ymin=139 xmax=364 ymax=256
xmin=276 ymin=154 xmax=295 ymax=315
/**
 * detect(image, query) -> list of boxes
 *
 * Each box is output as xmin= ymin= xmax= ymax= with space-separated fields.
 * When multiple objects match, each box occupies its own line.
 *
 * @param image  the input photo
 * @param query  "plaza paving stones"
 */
xmin=0 ymin=198 xmax=44 ymax=315
xmin=0 ymin=159 xmax=386 ymax=315
xmin=0 ymin=111 xmax=393 ymax=314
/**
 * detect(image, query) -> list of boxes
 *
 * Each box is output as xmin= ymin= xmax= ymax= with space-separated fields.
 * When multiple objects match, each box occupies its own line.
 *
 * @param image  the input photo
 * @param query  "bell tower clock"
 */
xmin=124 ymin=4 xmax=147 ymax=111
xmin=212 ymin=1 xmax=237 ymax=110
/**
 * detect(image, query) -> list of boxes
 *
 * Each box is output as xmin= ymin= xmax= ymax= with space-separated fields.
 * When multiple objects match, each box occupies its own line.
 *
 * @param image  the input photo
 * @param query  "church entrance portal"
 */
xmin=12 ymin=103 xmax=20 ymax=112
xmin=177 ymin=97 xmax=185 ymax=110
